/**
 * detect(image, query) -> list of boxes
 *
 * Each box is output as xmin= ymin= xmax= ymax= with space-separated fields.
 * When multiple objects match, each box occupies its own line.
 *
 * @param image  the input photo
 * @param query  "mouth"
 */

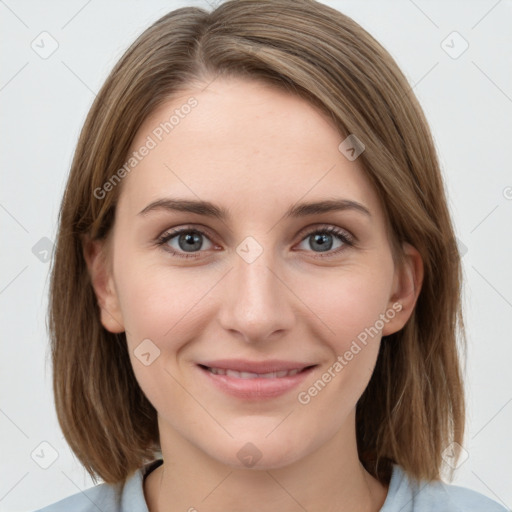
xmin=199 ymin=365 xmax=312 ymax=379
xmin=196 ymin=360 xmax=318 ymax=400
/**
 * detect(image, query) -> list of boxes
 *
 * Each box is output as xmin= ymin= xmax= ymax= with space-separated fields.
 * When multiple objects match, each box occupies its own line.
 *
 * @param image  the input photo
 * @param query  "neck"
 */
xmin=144 ymin=414 xmax=388 ymax=512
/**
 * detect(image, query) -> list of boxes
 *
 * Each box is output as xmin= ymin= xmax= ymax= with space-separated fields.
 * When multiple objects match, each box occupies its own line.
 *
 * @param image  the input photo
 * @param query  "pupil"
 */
xmin=312 ymin=233 xmax=332 ymax=252
xmin=180 ymin=232 xmax=201 ymax=252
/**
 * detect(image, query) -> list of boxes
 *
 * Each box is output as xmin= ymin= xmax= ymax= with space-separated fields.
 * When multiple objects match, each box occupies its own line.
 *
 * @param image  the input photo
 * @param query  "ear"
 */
xmin=82 ymin=234 xmax=125 ymax=333
xmin=382 ymin=242 xmax=424 ymax=336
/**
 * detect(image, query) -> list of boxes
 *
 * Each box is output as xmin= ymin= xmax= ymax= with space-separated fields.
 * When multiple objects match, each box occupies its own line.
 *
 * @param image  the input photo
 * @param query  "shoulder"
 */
xmin=31 ymin=481 xmax=123 ymax=512
xmin=381 ymin=464 xmax=508 ymax=512
xmin=416 ymin=479 xmax=507 ymax=511
xmin=30 ymin=461 xmax=156 ymax=512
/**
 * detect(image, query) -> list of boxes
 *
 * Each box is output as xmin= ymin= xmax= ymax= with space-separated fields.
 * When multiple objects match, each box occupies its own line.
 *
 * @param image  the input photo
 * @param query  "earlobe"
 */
xmin=382 ymin=242 xmax=424 ymax=336
xmin=82 ymin=234 xmax=125 ymax=334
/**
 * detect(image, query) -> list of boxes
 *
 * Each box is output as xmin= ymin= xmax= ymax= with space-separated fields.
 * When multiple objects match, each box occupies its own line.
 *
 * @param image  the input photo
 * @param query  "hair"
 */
xmin=48 ymin=0 xmax=466 ymax=486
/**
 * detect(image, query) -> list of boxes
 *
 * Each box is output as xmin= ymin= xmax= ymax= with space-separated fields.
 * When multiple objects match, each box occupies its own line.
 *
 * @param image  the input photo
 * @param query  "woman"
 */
xmin=35 ymin=0 xmax=506 ymax=510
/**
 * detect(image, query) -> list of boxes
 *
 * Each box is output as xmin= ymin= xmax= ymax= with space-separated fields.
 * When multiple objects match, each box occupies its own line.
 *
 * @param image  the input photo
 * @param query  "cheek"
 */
xmin=295 ymin=273 xmax=390 ymax=416
xmin=304 ymin=265 xmax=393 ymax=347
xmin=113 ymin=260 xmax=209 ymax=409
xmin=114 ymin=251 xmax=217 ymax=340
xmin=113 ymin=256 xmax=225 ymax=403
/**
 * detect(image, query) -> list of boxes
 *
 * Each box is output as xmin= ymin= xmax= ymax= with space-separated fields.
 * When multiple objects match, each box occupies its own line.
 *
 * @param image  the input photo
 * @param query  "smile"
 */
xmin=196 ymin=361 xmax=317 ymax=400
xmin=205 ymin=367 xmax=304 ymax=378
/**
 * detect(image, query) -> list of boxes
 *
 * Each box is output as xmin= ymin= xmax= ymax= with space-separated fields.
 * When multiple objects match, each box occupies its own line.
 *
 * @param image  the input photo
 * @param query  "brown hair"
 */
xmin=49 ymin=0 xmax=466 ymax=485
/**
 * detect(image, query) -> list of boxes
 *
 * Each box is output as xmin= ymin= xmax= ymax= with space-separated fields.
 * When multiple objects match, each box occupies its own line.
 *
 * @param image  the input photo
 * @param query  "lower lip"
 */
xmin=197 ymin=365 xmax=316 ymax=400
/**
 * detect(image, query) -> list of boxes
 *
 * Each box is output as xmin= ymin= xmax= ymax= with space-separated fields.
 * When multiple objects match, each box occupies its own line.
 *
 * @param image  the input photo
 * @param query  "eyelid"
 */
xmin=297 ymin=224 xmax=355 ymax=245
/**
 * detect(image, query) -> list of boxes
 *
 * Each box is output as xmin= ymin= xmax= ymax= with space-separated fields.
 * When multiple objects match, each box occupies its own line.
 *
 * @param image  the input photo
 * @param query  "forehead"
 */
xmin=117 ymin=77 xmax=381 ymax=220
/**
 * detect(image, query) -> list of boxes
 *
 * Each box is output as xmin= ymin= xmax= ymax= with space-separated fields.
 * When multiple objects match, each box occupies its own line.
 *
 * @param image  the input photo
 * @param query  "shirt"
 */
xmin=33 ymin=459 xmax=507 ymax=512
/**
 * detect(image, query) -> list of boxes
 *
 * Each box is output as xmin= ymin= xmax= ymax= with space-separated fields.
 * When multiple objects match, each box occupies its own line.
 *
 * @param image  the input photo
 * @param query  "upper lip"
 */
xmin=198 ymin=359 xmax=316 ymax=374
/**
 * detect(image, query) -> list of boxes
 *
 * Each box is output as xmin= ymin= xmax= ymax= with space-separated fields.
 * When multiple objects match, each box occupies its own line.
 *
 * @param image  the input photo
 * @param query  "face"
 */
xmin=88 ymin=77 xmax=419 ymax=470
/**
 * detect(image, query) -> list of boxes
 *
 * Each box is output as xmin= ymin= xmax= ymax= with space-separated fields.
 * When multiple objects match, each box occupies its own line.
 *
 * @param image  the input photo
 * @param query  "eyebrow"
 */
xmin=138 ymin=197 xmax=371 ymax=220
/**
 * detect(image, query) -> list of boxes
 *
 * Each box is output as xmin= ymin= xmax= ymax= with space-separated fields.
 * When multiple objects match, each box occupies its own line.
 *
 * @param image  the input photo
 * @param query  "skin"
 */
xmin=84 ymin=77 xmax=423 ymax=512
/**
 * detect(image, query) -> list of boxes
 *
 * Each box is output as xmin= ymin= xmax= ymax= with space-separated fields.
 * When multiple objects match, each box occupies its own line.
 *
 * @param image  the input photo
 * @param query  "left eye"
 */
xmin=296 ymin=226 xmax=353 ymax=254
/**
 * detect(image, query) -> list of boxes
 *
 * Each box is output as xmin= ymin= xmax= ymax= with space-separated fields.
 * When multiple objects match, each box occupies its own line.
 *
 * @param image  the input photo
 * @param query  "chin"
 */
xmin=207 ymin=433 xmax=310 ymax=471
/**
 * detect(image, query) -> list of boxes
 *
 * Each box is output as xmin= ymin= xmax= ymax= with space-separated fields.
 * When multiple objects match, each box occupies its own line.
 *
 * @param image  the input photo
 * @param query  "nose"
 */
xmin=216 ymin=239 xmax=296 ymax=344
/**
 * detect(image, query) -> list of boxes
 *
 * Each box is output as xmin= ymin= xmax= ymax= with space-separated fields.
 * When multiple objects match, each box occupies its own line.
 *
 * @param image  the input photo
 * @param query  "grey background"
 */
xmin=1 ymin=0 xmax=511 ymax=510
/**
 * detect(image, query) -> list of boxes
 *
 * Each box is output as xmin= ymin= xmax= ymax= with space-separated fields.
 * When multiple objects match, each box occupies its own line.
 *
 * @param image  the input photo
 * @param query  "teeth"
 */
xmin=207 ymin=367 xmax=302 ymax=378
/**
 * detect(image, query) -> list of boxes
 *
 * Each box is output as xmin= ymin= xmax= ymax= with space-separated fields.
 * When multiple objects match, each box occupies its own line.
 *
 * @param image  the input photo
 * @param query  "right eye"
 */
xmin=157 ymin=227 xmax=216 ymax=259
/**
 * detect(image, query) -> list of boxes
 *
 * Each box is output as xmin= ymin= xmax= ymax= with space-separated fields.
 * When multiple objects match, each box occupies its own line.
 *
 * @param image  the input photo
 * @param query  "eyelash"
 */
xmin=156 ymin=225 xmax=355 ymax=260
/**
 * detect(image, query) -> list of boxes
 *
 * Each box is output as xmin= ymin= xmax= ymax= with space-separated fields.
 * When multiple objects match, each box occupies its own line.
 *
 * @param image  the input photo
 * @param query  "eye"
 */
xmin=157 ymin=227 xmax=216 ymax=259
xmin=156 ymin=224 xmax=355 ymax=260
xmin=295 ymin=225 xmax=354 ymax=257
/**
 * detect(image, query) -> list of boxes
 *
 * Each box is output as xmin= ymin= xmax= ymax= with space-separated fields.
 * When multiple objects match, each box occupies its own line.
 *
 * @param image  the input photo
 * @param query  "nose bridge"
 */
xmin=217 ymin=234 xmax=294 ymax=342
